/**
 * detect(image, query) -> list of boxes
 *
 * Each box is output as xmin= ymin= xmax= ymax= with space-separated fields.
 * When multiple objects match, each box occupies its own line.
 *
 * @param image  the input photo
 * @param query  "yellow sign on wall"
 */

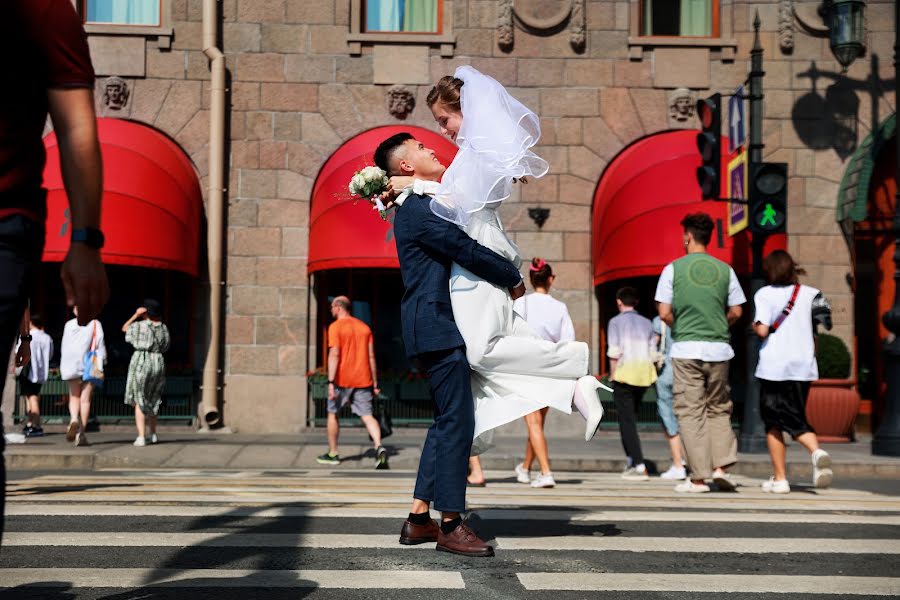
xmin=726 ymin=151 xmax=749 ymax=236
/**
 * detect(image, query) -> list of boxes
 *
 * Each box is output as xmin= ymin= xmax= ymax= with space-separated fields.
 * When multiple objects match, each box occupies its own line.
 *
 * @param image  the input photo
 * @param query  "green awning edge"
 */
xmin=837 ymin=113 xmax=896 ymax=223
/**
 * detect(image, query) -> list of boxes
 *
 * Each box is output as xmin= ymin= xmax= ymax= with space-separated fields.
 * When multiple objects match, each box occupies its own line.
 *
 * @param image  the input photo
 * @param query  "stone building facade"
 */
xmin=78 ymin=0 xmax=896 ymax=432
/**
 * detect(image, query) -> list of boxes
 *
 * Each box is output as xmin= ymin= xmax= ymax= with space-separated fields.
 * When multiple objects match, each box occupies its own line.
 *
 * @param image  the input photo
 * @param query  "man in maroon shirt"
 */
xmin=1 ymin=0 xmax=109 ymax=545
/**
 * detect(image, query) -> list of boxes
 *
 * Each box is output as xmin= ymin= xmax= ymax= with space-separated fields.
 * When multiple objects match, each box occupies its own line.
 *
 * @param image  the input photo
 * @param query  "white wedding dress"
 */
xmin=452 ymin=207 xmax=590 ymax=454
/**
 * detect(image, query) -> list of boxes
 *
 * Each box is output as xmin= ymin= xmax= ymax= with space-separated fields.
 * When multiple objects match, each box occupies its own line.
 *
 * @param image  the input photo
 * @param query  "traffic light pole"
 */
xmin=739 ymin=12 xmax=768 ymax=454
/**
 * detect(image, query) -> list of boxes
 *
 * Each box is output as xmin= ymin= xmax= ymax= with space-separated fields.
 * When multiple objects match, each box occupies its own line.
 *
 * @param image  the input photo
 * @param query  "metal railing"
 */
xmin=13 ymin=375 xmax=196 ymax=424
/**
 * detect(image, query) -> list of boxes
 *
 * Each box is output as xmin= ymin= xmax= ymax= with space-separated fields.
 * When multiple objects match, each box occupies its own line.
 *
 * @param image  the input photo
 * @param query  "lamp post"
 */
xmin=872 ymin=0 xmax=900 ymax=456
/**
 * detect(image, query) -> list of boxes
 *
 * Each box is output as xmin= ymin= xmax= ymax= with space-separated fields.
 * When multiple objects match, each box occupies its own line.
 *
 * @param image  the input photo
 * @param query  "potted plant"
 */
xmin=806 ymin=333 xmax=860 ymax=442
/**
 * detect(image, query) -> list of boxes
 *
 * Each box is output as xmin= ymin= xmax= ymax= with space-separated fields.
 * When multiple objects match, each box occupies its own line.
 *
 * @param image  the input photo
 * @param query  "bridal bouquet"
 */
xmin=348 ymin=165 xmax=389 ymax=221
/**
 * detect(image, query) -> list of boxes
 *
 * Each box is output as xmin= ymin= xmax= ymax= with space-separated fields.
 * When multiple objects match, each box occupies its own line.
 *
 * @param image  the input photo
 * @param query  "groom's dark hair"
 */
xmin=374 ymin=132 xmax=414 ymax=175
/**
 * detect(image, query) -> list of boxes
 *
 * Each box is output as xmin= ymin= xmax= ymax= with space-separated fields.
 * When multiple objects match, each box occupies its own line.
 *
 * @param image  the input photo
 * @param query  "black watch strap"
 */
xmin=71 ymin=227 xmax=105 ymax=249
xmin=20 ymin=334 xmax=32 ymax=342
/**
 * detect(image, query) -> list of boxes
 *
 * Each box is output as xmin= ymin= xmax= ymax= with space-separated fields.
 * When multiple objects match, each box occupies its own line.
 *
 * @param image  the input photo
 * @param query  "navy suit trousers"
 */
xmin=413 ymin=346 xmax=474 ymax=513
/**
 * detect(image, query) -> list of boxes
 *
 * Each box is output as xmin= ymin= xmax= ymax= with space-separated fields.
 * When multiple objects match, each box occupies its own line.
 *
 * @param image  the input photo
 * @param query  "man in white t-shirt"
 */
xmin=753 ymin=250 xmax=833 ymax=494
xmin=655 ymin=213 xmax=746 ymax=493
xmin=16 ymin=313 xmax=53 ymax=437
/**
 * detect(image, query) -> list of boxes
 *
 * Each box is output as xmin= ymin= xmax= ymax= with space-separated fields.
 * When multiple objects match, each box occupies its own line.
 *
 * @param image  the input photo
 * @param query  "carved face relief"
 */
xmin=387 ymin=86 xmax=416 ymax=120
xmin=102 ymin=77 xmax=130 ymax=110
xmin=669 ymin=88 xmax=695 ymax=122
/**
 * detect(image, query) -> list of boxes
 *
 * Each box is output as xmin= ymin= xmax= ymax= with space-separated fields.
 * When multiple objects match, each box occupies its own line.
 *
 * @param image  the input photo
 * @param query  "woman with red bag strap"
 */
xmin=752 ymin=250 xmax=833 ymax=494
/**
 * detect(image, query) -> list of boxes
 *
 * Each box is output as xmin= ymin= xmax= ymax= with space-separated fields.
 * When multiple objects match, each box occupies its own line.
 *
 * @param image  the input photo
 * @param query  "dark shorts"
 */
xmin=759 ymin=379 xmax=815 ymax=438
xmin=327 ymin=386 xmax=374 ymax=417
xmin=18 ymin=376 xmax=42 ymax=397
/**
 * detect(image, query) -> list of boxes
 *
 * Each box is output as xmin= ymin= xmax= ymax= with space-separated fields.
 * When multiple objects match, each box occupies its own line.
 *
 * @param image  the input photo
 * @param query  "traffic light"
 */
xmin=749 ymin=162 xmax=788 ymax=235
xmin=695 ymin=93 xmax=722 ymax=200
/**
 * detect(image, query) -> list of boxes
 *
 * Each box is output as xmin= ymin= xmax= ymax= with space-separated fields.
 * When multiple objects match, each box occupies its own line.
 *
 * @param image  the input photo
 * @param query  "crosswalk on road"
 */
xmin=3 ymin=469 xmax=899 ymax=598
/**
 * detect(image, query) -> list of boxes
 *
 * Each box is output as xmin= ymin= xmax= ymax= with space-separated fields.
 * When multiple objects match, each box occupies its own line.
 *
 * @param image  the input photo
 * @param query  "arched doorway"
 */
xmin=25 ymin=118 xmax=204 ymax=425
xmin=848 ymin=122 xmax=896 ymax=428
xmin=592 ymin=130 xmax=786 ymax=422
xmin=307 ymin=126 xmax=457 ymax=425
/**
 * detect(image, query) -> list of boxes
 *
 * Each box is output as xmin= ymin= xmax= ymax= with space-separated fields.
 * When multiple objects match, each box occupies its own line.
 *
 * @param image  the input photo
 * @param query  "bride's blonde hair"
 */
xmin=427 ymin=76 xmax=463 ymax=112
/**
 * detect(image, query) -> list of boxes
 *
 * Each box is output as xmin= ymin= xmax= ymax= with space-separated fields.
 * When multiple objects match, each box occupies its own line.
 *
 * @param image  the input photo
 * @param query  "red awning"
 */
xmin=42 ymin=118 xmax=202 ymax=276
xmin=308 ymin=126 xmax=458 ymax=274
xmin=592 ymin=130 xmax=786 ymax=286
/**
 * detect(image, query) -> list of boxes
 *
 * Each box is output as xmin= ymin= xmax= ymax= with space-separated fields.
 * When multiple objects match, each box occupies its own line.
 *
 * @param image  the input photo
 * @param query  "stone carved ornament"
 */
xmin=497 ymin=0 xmax=586 ymax=52
xmin=386 ymin=85 xmax=415 ymax=120
xmin=102 ymin=76 xmax=130 ymax=110
xmin=668 ymin=88 xmax=696 ymax=122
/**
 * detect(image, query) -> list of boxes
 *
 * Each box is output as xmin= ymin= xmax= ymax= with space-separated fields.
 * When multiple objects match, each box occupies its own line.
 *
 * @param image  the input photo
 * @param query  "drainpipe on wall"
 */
xmin=200 ymin=0 xmax=225 ymax=427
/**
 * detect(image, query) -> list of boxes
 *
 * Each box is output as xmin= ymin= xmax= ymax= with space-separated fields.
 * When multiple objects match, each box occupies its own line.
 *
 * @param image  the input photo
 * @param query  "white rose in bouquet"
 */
xmin=347 ymin=165 xmax=389 ymax=220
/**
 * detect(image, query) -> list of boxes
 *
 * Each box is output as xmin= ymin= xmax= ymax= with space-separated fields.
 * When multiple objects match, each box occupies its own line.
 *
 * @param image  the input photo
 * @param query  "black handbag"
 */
xmin=368 ymin=392 xmax=393 ymax=440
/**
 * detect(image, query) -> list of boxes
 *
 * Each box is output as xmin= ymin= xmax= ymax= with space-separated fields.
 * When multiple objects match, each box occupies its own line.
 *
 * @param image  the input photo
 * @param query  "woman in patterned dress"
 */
xmin=122 ymin=299 xmax=170 ymax=447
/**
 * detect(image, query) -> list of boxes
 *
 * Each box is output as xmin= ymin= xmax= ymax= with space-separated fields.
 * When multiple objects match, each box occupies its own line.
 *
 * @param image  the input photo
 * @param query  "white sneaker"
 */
xmin=621 ymin=465 xmax=650 ymax=481
xmin=134 ymin=437 xmax=147 ymax=447
xmin=761 ymin=477 xmax=790 ymax=494
xmin=576 ymin=376 xmax=604 ymax=441
xmin=150 ymin=433 xmax=159 ymax=444
xmin=531 ymin=472 xmax=556 ymax=488
xmin=514 ymin=463 xmax=531 ymax=484
xmin=712 ymin=468 xmax=736 ymax=491
xmin=659 ymin=465 xmax=687 ymax=480
xmin=674 ymin=479 xmax=710 ymax=493
xmin=75 ymin=432 xmax=89 ymax=447
xmin=811 ymin=449 xmax=833 ymax=489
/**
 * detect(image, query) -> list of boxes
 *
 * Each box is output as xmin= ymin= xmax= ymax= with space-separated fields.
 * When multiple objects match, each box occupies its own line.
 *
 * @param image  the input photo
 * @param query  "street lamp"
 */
xmin=821 ymin=0 xmax=867 ymax=71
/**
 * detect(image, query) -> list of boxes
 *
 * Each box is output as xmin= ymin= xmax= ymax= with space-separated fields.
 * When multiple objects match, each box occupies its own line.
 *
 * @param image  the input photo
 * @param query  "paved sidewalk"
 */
xmin=5 ymin=425 xmax=900 ymax=478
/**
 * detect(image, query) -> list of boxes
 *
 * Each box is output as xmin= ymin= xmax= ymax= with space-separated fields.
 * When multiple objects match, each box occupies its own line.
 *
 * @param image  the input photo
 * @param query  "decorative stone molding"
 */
xmin=780 ymin=0 xmax=795 ymax=53
xmin=386 ymin=86 xmax=416 ymax=120
xmin=102 ymin=77 xmax=131 ymax=111
xmin=497 ymin=0 xmax=586 ymax=53
xmin=668 ymin=88 xmax=696 ymax=124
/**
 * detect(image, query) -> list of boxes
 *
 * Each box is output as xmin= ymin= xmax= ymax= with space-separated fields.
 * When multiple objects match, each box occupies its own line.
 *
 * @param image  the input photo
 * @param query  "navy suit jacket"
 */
xmin=393 ymin=194 xmax=522 ymax=358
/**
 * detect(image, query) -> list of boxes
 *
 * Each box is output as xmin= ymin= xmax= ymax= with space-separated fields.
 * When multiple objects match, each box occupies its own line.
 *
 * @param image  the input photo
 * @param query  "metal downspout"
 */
xmin=200 ymin=0 xmax=224 ymax=426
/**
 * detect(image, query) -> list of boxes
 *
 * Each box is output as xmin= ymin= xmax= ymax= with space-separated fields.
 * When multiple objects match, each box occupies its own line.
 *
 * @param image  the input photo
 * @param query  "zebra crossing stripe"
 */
xmin=7 ymin=504 xmax=900 ymax=525
xmin=5 ymin=532 xmax=899 ymax=554
xmin=0 ymin=569 xmax=464 ymax=589
xmin=516 ymin=573 xmax=900 ymax=595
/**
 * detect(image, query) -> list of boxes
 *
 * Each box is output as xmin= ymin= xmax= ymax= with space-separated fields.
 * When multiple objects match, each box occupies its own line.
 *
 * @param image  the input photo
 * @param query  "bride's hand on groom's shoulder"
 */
xmin=509 ymin=281 xmax=526 ymax=300
xmin=388 ymin=175 xmax=415 ymax=193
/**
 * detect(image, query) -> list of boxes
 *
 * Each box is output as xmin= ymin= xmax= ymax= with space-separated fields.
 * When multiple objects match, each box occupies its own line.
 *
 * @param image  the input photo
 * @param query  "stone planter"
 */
xmin=806 ymin=379 xmax=861 ymax=443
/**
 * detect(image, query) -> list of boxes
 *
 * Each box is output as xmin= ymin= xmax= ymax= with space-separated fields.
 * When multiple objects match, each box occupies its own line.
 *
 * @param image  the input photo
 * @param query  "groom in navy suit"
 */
xmin=374 ymin=133 xmax=523 ymax=557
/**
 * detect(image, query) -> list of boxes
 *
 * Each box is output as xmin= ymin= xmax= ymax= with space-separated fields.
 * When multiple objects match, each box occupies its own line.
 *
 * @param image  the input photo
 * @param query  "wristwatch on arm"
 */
xmin=71 ymin=227 xmax=105 ymax=249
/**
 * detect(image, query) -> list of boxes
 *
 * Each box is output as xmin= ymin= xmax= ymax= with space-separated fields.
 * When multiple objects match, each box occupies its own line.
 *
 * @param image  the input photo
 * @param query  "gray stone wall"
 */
xmin=84 ymin=0 xmax=895 ymax=431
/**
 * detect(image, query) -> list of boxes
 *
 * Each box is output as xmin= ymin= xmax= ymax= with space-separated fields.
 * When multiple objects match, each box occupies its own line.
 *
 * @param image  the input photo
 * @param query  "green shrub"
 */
xmin=816 ymin=333 xmax=851 ymax=379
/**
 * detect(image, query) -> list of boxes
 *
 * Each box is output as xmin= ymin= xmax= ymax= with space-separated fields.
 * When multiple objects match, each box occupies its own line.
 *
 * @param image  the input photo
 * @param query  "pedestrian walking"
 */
xmin=16 ymin=313 xmax=53 ymax=437
xmin=0 ymin=0 xmax=107 ymax=546
xmin=512 ymin=257 xmax=576 ymax=488
xmin=122 ymin=300 xmax=170 ymax=447
xmin=753 ymin=250 xmax=833 ymax=493
xmin=607 ymin=287 xmax=657 ymax=481
xmin=60 ymin=309 xmax=106 ymax=447
xmin=652 ymin=315 xmax=687 ymax=479
xmin=655 ymin=212 xmax=746 ymax=493
xmin=317 ymin=296 xmax=388 ymax=470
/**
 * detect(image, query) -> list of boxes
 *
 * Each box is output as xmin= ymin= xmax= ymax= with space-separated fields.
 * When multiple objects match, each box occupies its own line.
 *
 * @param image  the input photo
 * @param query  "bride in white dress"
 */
xmin=391 ymin=66 xmax=606 ymax=454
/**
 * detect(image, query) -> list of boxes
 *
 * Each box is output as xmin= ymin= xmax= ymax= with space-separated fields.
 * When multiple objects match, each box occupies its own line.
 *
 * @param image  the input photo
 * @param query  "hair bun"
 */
xmin=529 ymin=257 xmax=547 ymax=272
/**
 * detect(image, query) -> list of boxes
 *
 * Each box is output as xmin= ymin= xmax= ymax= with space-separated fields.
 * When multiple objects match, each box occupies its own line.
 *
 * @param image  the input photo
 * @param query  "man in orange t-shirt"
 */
xmin=317 ymin=296 xmax=387 ymax=469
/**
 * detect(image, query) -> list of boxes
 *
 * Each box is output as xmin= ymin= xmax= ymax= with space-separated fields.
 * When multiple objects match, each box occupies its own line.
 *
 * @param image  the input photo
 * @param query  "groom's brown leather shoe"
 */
xmin=436 ymin=522 xmax=495 ymax=557
xmin=399 ymin=518 xmax=439 ymax=545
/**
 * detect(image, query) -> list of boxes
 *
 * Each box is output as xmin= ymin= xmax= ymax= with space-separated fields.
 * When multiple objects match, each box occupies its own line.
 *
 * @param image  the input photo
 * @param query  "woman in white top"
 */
xmin=387 ymin=67 xmax=605 ymax=455
xmin=510 ymin=258 xmax=574 ymax=488
xmin=753 ymin=250 xmax=832 ymax=494
xmin=60 ymin=307 xmax=106 ymax=446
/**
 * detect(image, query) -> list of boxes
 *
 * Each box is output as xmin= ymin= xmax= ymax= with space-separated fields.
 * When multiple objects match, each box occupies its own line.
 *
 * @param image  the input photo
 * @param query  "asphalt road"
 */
xmin=1 ymin=468 xmax=898 ymax=599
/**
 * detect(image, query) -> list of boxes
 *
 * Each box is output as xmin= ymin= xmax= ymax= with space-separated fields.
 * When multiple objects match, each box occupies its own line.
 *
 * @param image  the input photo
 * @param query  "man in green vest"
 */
xmin=654 ymin=213 xmax=746 ymax=493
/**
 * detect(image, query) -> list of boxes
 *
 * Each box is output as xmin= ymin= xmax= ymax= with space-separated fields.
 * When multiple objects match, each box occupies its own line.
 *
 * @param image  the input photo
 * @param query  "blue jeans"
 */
xmin=655 ymin=361 xmax=679 ymax=437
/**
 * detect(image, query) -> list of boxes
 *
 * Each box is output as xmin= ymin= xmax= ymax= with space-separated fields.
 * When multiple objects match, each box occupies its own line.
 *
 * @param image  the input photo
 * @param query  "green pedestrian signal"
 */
xmin=760 ymin=203 xmax=778 ymax=227
xmin=749 ymin=163 xmax=787 ymax=235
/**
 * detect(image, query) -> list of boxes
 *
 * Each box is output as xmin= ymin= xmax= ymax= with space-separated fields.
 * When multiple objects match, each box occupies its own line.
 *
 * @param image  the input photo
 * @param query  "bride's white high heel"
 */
xmin=574 ymin=376 xmax=606 ymax=441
